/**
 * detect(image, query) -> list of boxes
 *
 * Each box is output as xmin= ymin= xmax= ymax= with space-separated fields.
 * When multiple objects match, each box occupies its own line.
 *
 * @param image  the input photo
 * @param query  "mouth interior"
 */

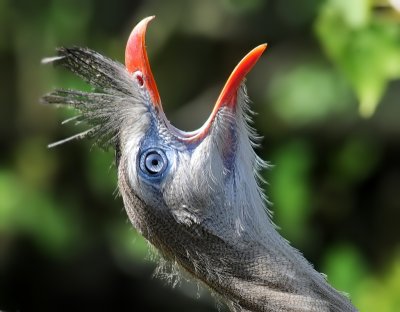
xmin=158 ymin=44 xmax=268 ymax=143
xmin=125 ymin=16 xmax=267 ymax=144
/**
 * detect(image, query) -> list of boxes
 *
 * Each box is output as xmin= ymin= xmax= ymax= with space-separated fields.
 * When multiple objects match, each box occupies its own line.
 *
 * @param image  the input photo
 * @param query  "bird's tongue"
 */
xmin=125 ymin=16 xmax=267 ymax=142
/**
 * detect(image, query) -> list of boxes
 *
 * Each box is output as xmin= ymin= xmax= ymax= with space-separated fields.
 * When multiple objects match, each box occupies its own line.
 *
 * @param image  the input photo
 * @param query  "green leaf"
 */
xmin=315 ymin=0 xmax=400 ymax=117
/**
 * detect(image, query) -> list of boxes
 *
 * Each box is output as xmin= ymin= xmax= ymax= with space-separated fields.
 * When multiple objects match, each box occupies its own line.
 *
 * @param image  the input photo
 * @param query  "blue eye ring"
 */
xmin=139 ymin=148 xmax=168 ymax=177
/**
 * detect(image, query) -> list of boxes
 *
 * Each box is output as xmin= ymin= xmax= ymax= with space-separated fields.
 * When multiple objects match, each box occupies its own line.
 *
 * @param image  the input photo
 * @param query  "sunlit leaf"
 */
xmin=315 ymin=0 xmax=400 ymax=117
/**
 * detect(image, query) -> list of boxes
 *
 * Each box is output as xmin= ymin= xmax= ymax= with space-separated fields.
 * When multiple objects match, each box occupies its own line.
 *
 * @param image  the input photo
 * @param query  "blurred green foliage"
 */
xmin=269 ymin=140 xmax=314 ymax=244
xmin=316 ymin=0 xmax=400 ymax=117
xmin=268 ymin=61 xmax=351 ymax=124
xmin=1 ymin=0 xmax=399 ymax=311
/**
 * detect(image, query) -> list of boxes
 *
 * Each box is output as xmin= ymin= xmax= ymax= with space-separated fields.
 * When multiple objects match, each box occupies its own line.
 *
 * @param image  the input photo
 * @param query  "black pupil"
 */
xmin=151 ymin=159 xmax=158 ymax=166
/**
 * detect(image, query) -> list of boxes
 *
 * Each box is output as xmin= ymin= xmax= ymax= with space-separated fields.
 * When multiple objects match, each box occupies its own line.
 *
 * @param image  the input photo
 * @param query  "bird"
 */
xmin=41 ymin=16 xmax=358 ymax=312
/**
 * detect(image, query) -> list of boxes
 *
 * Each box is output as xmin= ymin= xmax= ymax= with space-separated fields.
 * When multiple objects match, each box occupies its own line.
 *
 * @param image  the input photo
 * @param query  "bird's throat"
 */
xmin=118 ymin=161 xmax=356 ymax=312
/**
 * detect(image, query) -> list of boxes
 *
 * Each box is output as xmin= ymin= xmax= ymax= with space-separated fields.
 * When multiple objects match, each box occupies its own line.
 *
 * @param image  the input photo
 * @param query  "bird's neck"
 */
xmin=119 ymin=164 xmax=357 ymax=312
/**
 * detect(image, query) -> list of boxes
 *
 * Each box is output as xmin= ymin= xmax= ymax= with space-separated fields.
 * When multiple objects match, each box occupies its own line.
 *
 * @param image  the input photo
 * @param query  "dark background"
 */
xmin=1 ymin=0 xmax=400 ymax=311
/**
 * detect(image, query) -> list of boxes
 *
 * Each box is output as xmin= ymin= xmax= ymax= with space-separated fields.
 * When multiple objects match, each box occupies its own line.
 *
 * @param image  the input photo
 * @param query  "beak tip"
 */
xmin=125 ymin=16 xmax=161 ymax=106
xmin=125 ymin=16 xmax=156 ymax=71
xmin=214 ymin=43 xmax=268 ymax=110
xmin=140 ymin=15 xmax=156 ymax=26
xmin=261 ymin=43 xmax=268 ymax=54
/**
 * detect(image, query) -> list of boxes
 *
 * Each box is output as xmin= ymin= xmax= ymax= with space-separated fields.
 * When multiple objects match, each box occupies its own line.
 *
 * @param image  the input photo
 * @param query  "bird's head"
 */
xmin=120 ymin=16 xmax=268 ymax=237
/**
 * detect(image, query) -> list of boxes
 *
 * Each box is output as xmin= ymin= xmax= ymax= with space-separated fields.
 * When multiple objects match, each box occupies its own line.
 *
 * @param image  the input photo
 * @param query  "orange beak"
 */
xmin=214 ymin=44 xmax=267 ymax=111
xmin=125 ymin=16 xmax=161 ymax=107
xmin=184 ymin=44 xmax=267 ymax=142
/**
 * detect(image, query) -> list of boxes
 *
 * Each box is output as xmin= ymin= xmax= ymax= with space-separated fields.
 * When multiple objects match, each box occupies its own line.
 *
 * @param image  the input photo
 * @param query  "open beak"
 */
xmin=125 ymin=16 xmax=267 ymax=142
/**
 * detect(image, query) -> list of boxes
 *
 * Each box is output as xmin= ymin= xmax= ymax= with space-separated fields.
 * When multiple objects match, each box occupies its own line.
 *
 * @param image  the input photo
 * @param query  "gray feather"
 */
xmin=41 ymin=47 xmax=150 ymax=148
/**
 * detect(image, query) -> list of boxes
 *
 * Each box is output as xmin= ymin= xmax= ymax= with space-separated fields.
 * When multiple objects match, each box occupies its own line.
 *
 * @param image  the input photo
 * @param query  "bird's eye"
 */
xmin=139 ymin=148 xmax=168 ymax=177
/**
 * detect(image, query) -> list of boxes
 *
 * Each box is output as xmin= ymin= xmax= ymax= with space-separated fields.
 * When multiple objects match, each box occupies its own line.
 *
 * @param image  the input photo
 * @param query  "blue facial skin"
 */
xmin=137 ymin=107 xmax=237 ymax=190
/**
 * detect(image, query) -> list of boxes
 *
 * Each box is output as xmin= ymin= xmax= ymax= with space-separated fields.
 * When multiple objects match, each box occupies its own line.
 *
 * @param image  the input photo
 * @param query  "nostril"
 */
xmin=133 ymin=71 xmax=144 ymax=87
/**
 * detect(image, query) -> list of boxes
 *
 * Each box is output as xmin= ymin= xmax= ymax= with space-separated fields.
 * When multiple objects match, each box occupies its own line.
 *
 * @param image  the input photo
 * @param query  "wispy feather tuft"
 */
xmin=41 ymin=47 xmax=148 ymax=149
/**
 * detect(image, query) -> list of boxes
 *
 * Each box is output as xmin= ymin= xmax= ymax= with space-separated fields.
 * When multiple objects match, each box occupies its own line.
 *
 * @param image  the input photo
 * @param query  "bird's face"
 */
xmin=117 ymin=16 xmax=268 ymax=242
xmin=42 ymin=14 xmax=267 ymax=282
